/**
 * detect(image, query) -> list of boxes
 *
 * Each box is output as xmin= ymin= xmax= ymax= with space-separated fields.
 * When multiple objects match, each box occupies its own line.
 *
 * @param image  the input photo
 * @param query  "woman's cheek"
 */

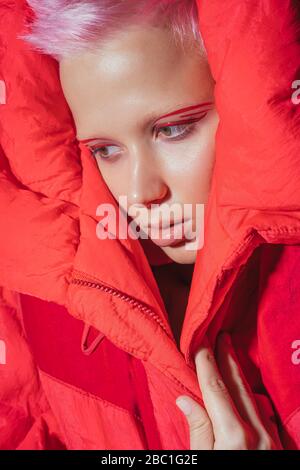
xmin=96 ymin=160 xmax=130 ymax=202
xmin=176 ymin=140 xmax=216 ymax=198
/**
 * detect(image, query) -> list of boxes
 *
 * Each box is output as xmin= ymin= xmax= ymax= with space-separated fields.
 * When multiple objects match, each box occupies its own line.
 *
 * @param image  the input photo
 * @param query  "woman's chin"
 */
xmin=160 ymin=241 xmax=198 ymax=264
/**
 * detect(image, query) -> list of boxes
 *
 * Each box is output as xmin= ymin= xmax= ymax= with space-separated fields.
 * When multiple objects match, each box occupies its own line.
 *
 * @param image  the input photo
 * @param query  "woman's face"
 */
xmin=59 ymin=24 xmax=218 ymax=264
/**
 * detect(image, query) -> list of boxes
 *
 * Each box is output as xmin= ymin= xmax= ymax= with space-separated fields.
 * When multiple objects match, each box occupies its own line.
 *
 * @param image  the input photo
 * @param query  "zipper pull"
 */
xmin=81 ymin=323 xmax=106 ymax=355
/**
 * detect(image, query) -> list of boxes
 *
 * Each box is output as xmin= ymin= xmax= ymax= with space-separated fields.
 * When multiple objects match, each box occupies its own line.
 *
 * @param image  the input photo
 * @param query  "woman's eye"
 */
xmin=155 ymin=119 xmax=204 ymax=141
xmin=91 ymin=145 xmax=120 ymax=159
xmin=89 ymin=117 xmax=206 ymax=159
xmin=158 ymin=125 xmax=185 ymax=137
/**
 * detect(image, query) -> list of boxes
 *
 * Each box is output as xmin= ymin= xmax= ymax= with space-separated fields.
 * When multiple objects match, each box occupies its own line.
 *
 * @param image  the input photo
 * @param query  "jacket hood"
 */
xmin=0 ymin=0 xmax=300 ymax=406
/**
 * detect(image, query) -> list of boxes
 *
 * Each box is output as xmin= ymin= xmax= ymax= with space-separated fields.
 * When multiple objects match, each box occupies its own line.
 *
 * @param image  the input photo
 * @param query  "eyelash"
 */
xmin=89 ymin=115 xmax=206 ymax=160
xmin=154 ymin=121 xmax=198 ymax=141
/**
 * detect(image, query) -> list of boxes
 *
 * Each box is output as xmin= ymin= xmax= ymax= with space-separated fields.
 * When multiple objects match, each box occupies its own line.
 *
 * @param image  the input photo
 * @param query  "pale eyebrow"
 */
xmin=77 ymin=101 xmax=214 ymax=144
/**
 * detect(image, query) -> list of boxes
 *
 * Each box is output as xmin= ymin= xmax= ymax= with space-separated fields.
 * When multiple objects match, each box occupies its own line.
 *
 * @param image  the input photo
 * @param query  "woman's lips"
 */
xmin=144 ymin=219 xmax=194 ymax=247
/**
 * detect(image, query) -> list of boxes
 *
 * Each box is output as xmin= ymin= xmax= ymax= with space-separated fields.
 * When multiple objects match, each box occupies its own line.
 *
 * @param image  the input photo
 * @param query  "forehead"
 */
xmin=59 ymin=24 xmax=213 ymax=137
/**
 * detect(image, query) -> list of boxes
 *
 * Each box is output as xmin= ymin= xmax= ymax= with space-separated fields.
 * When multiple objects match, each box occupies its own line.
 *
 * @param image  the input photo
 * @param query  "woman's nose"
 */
xmin=127 ymin=149 xmax=169 ymax=209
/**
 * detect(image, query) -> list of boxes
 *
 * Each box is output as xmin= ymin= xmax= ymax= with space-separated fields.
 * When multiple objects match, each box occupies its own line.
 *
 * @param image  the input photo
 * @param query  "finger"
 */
xmin=194 ymin=337 xmax=246 ymax=442
xmin=215 ymin=332 xmax=275 ymax=450
xmin=176 ymin=395 xmax=214 ymax=450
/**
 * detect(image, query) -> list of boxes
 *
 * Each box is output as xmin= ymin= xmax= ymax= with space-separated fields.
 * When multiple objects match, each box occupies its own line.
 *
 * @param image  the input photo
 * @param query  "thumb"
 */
xmin=175 ymin=395 xmax=214 ymax=450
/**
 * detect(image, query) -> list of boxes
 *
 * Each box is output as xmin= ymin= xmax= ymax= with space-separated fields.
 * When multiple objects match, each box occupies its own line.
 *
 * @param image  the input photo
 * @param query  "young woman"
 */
xmin=0 ymin=0 xmax=299 ymax=450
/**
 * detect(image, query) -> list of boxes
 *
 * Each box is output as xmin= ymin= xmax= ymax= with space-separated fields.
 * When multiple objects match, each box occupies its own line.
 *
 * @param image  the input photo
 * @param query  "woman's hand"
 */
xmin=175 ymin=332 xmax=277 ymax=450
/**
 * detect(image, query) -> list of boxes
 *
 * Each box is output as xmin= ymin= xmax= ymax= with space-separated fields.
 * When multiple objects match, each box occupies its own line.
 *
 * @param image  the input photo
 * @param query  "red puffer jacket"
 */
xmin=0 ymin=0 xmax=299 ymax=450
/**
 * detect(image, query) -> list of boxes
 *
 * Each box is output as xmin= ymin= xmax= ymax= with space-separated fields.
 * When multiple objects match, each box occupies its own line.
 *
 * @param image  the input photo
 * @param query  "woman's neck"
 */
xmin=169 ymin=262 xmax=195 ymax=286
xmin=151 ymin=261 xmax=195 ymax=289
xmin=151 ymin=261 xmax=195 ymax=348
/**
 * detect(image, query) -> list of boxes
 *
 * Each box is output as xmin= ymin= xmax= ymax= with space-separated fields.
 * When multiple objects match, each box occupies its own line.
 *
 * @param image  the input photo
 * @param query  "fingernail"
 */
xmin=176 ymin=397 xmax=192 ymax=416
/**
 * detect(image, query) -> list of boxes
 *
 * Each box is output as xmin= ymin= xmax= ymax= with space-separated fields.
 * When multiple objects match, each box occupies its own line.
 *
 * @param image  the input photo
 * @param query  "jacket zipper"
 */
xmin=71 ymin=271 xmax=201 ymax=403
xmin=70 ymin=270 xmax=173 ymax=340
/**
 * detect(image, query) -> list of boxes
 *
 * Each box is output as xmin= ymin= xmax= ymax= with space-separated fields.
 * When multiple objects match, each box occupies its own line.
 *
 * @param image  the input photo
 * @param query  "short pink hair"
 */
xmin=19 ymin=0 xmax=205 ymax=61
